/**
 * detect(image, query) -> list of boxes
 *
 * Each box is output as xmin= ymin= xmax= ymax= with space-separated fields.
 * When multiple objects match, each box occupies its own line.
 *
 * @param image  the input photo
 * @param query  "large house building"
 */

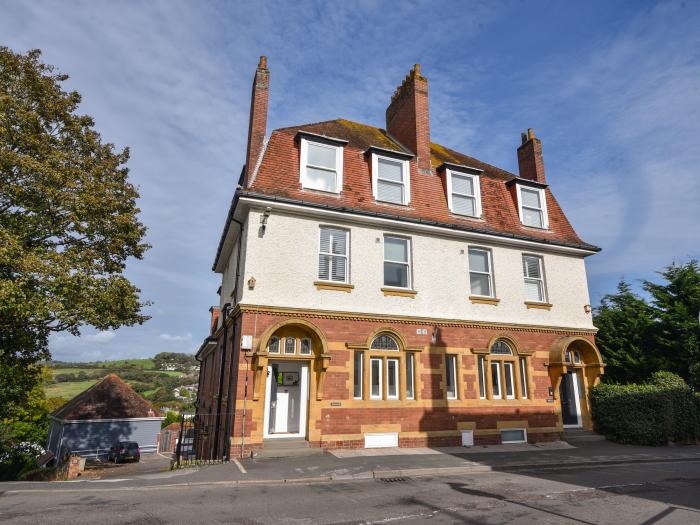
xmin=195 ymin=57 xmax=604 ymax=459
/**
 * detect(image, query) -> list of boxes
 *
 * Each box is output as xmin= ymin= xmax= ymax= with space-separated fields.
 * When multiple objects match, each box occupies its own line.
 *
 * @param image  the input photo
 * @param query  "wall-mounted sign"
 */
xmin=241 ymin=335 xmax=253 ymax=350
xmin=282 ymin=372 xmax=299 ymax=386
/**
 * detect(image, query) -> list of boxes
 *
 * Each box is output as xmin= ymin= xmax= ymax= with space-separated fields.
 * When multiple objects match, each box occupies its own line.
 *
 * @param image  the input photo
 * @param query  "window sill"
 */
xmin=381 ymin=287 xmax=417 ymax=298
xmin=525 ymin=301 xmax=553 ymax=310
xmin=314 ymin=281 xmax=354 ymax=292
xmin=469 ymin=295 xmax=500 ymax=305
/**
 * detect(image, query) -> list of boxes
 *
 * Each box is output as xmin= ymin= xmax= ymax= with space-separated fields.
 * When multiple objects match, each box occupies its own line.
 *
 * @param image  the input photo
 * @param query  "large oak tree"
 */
xmin=1 ymin=48 xmax=149 ymax=420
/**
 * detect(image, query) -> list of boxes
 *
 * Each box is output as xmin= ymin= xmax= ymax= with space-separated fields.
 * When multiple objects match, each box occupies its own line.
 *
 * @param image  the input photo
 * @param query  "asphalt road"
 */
xmin=2 ymin=460 xmax=700 ymax=524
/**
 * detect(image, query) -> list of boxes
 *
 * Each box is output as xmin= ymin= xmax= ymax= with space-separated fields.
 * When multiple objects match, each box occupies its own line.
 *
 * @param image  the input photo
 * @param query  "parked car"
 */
xmin=108 ymin=441 xmax=140 ymax=463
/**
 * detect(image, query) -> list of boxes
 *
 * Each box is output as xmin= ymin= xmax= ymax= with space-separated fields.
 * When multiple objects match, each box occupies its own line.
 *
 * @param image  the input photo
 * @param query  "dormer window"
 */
xmin=299 ymin=137 xmax=344 ymax=194
xmin=371 ymin=153 xmax=410 ymax=205
xmin=446 ymin=169 xmax=482 ymax=218
xmin=517 ymin=185 xmax=548 ymax=229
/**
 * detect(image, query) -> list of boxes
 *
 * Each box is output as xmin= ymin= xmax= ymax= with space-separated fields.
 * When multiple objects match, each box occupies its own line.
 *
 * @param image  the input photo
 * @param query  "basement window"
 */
xmin=501 ymin=428 xmax=527 ymax=444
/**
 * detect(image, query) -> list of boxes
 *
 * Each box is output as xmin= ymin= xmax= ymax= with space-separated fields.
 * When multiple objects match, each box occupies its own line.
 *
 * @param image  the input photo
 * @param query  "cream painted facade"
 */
xmin=218 ymin=200 xmax=594 ymax=330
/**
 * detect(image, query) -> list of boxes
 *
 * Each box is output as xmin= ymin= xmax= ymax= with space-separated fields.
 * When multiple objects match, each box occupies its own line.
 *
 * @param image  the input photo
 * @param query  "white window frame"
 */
xmin=299 ymin=337 xmax=312 ymax=355
xmin=501 ymin=428 xmax=528 ymax=444
xmin=318 ymin=226 xmax=349 ymax=284
xmin=284 ymin=337 xmax=296 ymax=355
xmin=504 ymin=362 xmax=515 ymax=400
xmin=516 ymin=184 xmax=549 ymax=229
xmin=353 ymin=351 xmax=363 ymax=400
xmin=372 ymin=153 xmax=411 ymax=206
xmin=491 ymin=361 xmax=502 ymax=399
xmin=446 ymin=355 xmax=458 ymax=400
xmin=383 ymin=236 xmax=412 ymax=290
xmin=386 ymin=358 xmax=399 ymax=400
xmin=370 ymin=358 xmax=383 ymax=400
xmin=299 ymin=138 xmax=343 ymax=194
xmin=446 ymin=169 xmax=482 ymax=218
xmin=522 ymin=254 xmax=548 ymax=303
xmin=406 ymin=353 xmax=415 ymax=400
xmin=478 ymin=356 xmax=486 ymax=400
xmin=519 ymin=357 xmax=528 ymax=399
xmin=468 ymin=247 xmax=495 ymax=298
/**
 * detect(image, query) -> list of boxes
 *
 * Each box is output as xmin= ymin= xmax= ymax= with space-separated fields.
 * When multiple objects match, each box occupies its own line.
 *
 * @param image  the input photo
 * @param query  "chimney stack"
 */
xmin=517 ymin=128 xmax=546 ymax=184
xmin=243 ymin=56 xmax=270 ymax=187
xmin=386 ymin=64 xmax=431 ymax=172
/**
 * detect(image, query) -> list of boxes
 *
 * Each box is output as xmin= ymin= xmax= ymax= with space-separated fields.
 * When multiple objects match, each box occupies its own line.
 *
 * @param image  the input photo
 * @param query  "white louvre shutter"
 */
xmin=522 ymin=256 xmax=541 ymax=278
xmin=319 ymin=227 xmax=347 ymax=282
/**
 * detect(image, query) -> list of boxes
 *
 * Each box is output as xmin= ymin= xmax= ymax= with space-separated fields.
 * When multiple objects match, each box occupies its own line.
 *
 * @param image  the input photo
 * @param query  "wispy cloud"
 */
xmin=159 ymin=333 xmax=193 ymax=343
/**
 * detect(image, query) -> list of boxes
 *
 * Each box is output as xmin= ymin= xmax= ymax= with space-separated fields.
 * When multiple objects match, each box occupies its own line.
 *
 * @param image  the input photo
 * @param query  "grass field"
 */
xmin=45 ymin=379 xmax=100 ymax=399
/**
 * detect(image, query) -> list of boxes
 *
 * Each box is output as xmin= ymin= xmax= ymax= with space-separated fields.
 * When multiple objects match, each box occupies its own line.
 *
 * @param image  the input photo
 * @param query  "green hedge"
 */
xmin=590 ymin=372 xmax=699 ymax=446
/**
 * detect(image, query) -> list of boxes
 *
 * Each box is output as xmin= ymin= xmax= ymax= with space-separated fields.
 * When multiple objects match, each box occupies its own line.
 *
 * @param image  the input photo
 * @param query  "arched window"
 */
xmin=268 ymin=336 xmax=280 ymax=354
xmin=371 ymin=333 xmax=399 ymax=351
xmin=491 ymin=340 xmax=513 ymax=355
xmin=481 ymin=339 xmax=519 ymax=400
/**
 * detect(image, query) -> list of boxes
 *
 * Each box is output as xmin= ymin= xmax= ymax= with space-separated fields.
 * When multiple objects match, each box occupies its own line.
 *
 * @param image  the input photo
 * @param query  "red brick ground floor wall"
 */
xmin=198 ymin=306 xmax=603 ymax=457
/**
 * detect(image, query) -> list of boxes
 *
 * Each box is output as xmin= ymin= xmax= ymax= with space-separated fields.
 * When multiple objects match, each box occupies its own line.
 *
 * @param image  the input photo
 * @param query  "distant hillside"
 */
xmin=45 ymin=353 xmax=199 ymax=412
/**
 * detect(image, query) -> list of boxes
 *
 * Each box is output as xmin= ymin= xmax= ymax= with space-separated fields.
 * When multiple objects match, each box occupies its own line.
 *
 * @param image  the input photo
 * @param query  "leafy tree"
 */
xmin=594 ymin=281 xmax=656 ymax=383
xmin=644 ymin=261 xmax=700 ymax=389
xmin=595 ymin=261 xmax=700 ymax=387
xmin=0 ymin=48 xmax=149 ymax=419
xmin=161 ymin=410 xmax=181 ymax=429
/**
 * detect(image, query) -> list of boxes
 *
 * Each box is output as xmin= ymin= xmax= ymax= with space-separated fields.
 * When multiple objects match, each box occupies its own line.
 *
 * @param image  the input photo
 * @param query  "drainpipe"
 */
xmin=212 ymin=302 xmax=231 ymax=460
xmin=224 ymin=217 xmax=245 ymax=462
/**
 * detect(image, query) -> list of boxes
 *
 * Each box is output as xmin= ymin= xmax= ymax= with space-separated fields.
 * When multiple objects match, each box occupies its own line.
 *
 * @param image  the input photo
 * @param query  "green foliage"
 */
xmin=153 ymin=352 xmax=197 ymax=371
xmin=590 ymin=372 xmax=699 ymax=446
xmin=594 ymin=261 xmax=700 ymax=388
xmin=1 ymin=48 xmax=150 ymax=474
xmin=161 ymin=410 xmax=181 ymax=429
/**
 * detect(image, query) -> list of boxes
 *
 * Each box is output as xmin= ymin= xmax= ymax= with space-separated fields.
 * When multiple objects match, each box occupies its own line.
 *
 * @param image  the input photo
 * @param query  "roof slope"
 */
xmin=51 ymin=374 xmax=160 ymax=421
xmin=245 ymin=119 xmax=598 ymax=252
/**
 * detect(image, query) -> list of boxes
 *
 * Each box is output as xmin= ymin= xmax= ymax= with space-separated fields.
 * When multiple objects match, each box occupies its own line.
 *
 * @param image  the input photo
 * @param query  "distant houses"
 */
xmin=46 ymin=374 xmax=164 ymax=460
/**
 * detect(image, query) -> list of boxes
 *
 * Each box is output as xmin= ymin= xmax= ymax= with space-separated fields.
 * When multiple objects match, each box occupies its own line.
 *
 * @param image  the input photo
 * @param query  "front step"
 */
xmin=257 ymin=438 xmax=324 ymax=458
xmin=562 ymin=428 xmax=606 ymax=445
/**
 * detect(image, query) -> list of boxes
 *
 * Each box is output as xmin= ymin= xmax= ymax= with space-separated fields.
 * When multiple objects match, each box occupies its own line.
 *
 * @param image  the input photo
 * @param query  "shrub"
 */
xmin=590 ymin=372 xmax=698 ymax=446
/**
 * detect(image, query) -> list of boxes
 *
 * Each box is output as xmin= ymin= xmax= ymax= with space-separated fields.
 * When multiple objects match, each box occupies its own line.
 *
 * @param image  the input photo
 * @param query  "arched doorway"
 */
xmin=254 ymin=320 xmax=329 ymax=440
xmin=548 ymin=337 xmax=605 ymax=429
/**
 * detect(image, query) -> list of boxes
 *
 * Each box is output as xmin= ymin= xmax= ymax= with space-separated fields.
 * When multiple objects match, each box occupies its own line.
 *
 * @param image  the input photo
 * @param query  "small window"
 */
xmin=519 ymin=358 xmax=528 ymax=399
xmin=504 ymin=362 xmax=515 ymax=399
xmin=491 ymin=340 xmax=513 ymax=355
xmin=370 ymin=358 xmax=382 ymax=400
xmin=518 ymin=186 xmax=548 ymax=229
xmin=387 ymin=358 xmax=399 ymax=400
xmin=478 ymin=356 xmax=486 ymax=399
xmin=371 ymin=333 xmax=399 ymax=351
xmin=565 ymin=351 xmax=572 ymax=363
xmin=300 ymin=139 xmax=343 ymax=193
xmin=284 ymin=337 xmax=296 ymax=354
xmin=468 ymin=247 xmax=494 ymax=297
xmin=353 ymin=351 xmax=363 ymax=399
xmin=319 ymin=227 xmax=348 ymax=283
xmin=300 ymin=338 xmax=312 ymax=355
xmin=491 ymin=361 xmax=501 ymax=399
xmin=406 ymin=353 xmax=415 ymax=400
xmin=573 ymin=351 xmax=582 ymax=364
xmin=501 ymin=428 xmax=527 ymax=444
xmin=446 ymin=355 xmax=457 ymax=399
xmin=384 ymin=236 xmax=411 ymax=289
xmin=268 ymin=336 xmax=280 ymax=354
xmin=372 ymin=154 xmax=410 ymax=205
xmin=523 ymin=255 xmax=547 ymax=303
xmin=447 ymin=170 xmax=481 ymax=217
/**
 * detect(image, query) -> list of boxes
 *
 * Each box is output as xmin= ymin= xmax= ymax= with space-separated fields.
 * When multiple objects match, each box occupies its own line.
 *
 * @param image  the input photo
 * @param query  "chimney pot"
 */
xmin=527 ymin=128 xmax=536 ymax=140
xmin=258 ymin=55 xmax=267 ymax=69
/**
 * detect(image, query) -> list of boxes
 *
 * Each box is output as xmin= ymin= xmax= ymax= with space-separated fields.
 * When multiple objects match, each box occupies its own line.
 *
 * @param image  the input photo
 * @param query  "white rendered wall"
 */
xmin=224 ymin=208 xmax=594 ymax=329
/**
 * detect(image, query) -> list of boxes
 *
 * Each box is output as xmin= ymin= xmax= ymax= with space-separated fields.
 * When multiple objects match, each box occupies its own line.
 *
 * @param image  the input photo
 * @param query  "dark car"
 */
xmin=108 ymin=441 xmax=140 ymax=463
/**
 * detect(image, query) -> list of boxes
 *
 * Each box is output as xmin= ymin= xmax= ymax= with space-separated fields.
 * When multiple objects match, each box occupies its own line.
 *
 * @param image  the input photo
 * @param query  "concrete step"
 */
xmin=257 ymin=438 xmax=325 ymax=458
xmin=562 ymin=428 xmax=606 ymax=444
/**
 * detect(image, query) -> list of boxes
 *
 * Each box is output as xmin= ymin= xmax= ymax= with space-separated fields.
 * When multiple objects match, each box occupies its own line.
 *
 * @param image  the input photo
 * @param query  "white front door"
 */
xmin=263 ymin=361 xmax=309 ymax=439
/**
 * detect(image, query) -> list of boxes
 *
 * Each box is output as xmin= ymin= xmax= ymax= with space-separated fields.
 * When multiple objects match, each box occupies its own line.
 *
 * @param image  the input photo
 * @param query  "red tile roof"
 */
xmin=245 ymin=119 xmax=598 ymax=252
xmin=50 ymin=374 xmax=161 ymax=421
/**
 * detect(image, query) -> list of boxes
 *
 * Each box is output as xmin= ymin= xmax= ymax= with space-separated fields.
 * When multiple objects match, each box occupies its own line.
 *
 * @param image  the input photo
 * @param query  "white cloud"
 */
xmin=84 ymin=331 xmax=117 ymax=344
xmin=160 ymin=333 xmax=193 ymax=342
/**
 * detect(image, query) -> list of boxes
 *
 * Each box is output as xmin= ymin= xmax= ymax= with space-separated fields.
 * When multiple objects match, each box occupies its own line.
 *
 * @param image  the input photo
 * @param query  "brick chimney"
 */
xmin=386 ymin=64 xmax=431 ymax=172
xmin=243 ymin=56 xmax=270 ymax=187
xmin=209 ymin=306 xmax=220 ymax=334
xmin=517 ymin=128 xmax=546 ymax=184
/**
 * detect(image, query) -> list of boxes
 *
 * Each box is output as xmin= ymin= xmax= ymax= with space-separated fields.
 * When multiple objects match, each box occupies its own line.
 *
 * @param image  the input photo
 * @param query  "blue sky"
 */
xmin=2 ymin=0 xmax=698 ymax=361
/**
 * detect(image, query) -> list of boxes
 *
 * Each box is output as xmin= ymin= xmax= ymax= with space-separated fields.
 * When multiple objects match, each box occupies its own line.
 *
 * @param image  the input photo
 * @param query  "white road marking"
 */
xmin=232 ymin=458 xmax=247 ymax=474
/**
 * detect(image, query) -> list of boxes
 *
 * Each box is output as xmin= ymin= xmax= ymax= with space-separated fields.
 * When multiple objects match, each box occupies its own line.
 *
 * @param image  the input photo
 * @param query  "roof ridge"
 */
xmin=274 ymin=118 xmax=347 ymax=133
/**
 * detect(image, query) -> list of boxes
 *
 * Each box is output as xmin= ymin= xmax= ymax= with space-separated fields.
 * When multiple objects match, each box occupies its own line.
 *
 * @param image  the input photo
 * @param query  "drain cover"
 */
xmin=379 ymin=477 xmax=409 ymax=483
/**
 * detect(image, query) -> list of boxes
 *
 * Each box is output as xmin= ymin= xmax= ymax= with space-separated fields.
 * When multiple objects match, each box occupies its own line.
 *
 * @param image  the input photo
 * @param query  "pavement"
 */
xmin=3 ymin=456 xmax=700 ymax=524
xmin=3 ymin=440 xmax=699 ymax=491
